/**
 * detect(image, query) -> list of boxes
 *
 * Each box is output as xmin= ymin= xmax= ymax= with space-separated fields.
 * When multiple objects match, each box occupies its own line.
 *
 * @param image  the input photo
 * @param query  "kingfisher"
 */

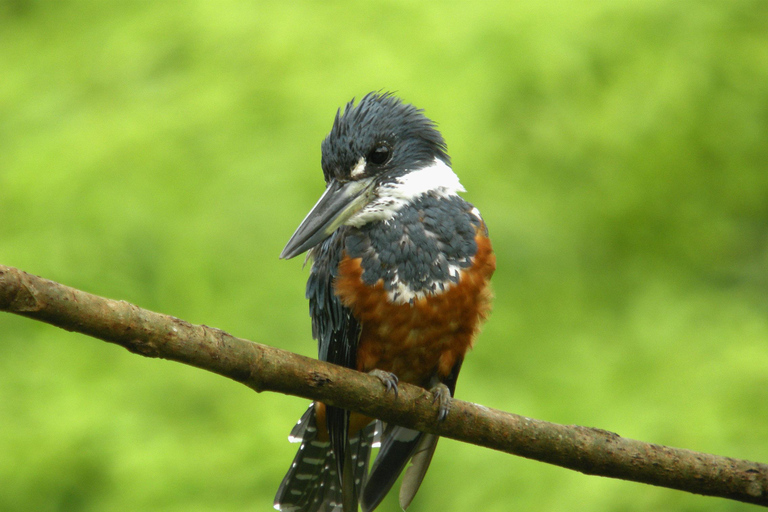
xmin=274 ymin=92 xmax=495 ymax=512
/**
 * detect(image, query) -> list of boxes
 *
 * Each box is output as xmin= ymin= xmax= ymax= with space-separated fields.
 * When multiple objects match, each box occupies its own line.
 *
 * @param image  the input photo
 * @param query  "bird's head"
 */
xmin=280 ymin=92 xmax=464 ymax=260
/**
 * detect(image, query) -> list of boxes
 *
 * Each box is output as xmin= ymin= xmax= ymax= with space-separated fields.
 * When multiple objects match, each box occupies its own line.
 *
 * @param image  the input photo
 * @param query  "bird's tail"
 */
xmin=274 ymin=403 xmax=377 ymax=512
xmin=360 ymin=425 xmax=438 ymax=512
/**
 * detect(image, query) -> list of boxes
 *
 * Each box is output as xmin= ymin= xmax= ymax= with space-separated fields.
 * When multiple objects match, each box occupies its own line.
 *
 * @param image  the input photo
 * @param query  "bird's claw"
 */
xmin=430 ymin=383 xmax=452 ymax=422
xmin=369 ymin=369 xmax=399 ymax=398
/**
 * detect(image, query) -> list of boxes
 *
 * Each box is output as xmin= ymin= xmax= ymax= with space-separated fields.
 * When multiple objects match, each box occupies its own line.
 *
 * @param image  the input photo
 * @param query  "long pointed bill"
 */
xmin=280 ymin=178 xmax=375 ymax=259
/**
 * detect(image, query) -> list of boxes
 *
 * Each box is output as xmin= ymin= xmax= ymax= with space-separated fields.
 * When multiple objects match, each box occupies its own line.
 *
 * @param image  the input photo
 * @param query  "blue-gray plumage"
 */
xmin=347 ymin=195 xmax=481 ymax=299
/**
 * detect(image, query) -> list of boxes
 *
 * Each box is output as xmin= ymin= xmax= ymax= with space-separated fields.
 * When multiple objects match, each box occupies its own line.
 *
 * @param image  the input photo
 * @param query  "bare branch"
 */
xmin=1 ymin=263 xmax=766 ymax=506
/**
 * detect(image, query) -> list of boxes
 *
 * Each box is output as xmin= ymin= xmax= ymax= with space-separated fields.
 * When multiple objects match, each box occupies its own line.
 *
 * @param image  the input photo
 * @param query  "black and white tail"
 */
xmin=274 ymin=404 xmax=377 ymax=512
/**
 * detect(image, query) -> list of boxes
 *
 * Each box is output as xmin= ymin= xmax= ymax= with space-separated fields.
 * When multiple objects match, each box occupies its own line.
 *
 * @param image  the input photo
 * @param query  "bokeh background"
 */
xmin=2 ymin=1 xmax=768 ymax=511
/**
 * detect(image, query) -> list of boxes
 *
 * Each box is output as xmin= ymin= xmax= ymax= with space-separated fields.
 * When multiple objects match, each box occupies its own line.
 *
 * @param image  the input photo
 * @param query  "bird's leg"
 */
xmin=430 ymin=383 xmax=452 ymax=422
xmin=368 ymin=369 xmax=399 ymax=397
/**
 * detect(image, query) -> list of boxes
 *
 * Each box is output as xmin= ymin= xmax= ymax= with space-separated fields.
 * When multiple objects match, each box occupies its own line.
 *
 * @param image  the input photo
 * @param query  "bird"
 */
xmin=274 ymin=92 xmax=495 ymax=512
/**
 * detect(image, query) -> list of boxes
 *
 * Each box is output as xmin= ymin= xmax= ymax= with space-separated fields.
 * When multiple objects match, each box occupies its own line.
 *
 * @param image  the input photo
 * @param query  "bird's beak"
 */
xmin=280 ymin=178 xmax=375 ymax=259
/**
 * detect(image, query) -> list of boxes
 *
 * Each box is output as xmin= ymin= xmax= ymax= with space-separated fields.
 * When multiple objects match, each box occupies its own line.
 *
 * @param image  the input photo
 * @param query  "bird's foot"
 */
xmin=430 ymin=383 xmax=452 ymax=422
xmin=368 ymin=369 xmax=399 ymax=398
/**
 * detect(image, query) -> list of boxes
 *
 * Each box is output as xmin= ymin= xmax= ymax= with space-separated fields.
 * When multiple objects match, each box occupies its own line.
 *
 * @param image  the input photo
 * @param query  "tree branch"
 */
xmin=0 ymin=264 xmax=766 ymax=506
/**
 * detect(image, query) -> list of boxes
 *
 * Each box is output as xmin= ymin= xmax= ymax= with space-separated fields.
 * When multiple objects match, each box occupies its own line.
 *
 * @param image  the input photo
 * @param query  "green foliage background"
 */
xmin=2 ymin=1 xmax=767 ymax=510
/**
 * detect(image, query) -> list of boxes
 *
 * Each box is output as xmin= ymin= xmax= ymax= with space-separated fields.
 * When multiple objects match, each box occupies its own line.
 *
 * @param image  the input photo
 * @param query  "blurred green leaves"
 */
xmin=1 ymin=1 xmax=767 ymax=510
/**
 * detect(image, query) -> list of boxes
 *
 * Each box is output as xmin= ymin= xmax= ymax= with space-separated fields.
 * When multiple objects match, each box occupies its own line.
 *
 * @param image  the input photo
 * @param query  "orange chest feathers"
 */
xmin=333 ymin=229 xmax=495 ymax=388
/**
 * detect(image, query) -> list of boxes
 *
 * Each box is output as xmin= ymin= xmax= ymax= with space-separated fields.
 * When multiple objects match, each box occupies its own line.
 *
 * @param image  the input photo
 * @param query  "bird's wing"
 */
xmin=307 ymin=229 xmax=360 ymax=369
xmin=306 ymin=230 xmax=362 ymax=490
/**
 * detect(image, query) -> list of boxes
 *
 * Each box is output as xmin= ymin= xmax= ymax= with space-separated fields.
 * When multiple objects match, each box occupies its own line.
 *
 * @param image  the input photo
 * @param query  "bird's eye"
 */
xmin=368 ymin=143 xmax=391 ymax=166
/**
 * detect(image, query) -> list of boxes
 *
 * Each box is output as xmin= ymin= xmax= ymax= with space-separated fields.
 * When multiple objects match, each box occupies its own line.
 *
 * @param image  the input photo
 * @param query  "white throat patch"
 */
xmin=345 ymin=158 xmax=464 ymax=227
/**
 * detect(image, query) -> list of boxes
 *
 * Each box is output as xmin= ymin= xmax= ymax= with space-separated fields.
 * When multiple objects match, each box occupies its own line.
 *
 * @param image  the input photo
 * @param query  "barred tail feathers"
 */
xmin=275 ymin=404 xmax=377 ymax=512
